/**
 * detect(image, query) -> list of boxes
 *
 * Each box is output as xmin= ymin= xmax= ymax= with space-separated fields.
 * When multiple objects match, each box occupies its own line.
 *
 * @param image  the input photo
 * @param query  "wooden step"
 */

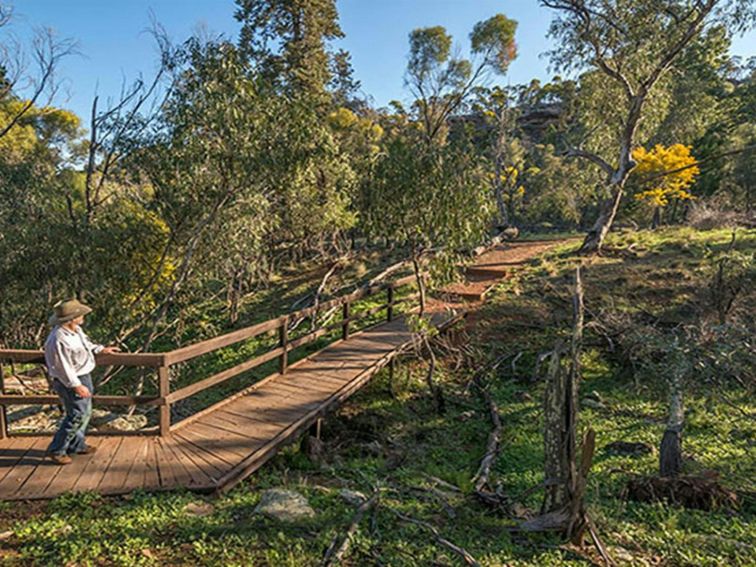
xmin=466 ymin=266 xmax=509 ymax=278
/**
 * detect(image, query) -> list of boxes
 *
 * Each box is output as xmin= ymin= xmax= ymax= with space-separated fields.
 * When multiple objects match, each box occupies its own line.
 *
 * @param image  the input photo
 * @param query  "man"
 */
xmin=44 ymin=299 xmax=120 ymax=465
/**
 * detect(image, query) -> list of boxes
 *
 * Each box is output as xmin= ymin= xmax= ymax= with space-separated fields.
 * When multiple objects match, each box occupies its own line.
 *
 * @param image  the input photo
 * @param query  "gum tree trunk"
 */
xmin=660 ymin=368 xmax=684 ymax=477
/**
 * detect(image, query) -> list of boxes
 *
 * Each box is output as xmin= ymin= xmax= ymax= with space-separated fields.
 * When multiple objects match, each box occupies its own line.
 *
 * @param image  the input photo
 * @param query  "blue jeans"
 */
xmin=47 ymin=374 xmax=94 ymax=456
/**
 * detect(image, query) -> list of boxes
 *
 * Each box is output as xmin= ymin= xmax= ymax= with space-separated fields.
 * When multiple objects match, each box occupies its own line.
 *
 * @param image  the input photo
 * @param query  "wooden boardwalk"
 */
xmin=0 ymin=240 xmax=560 ymax=501
xmin=0 ymin=315 xmax=448 ymax=500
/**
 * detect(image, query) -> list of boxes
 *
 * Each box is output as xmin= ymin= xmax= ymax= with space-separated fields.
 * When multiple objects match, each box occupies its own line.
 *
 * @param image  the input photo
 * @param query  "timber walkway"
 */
xmin=0 ymin=240 xmax=560 ymax=500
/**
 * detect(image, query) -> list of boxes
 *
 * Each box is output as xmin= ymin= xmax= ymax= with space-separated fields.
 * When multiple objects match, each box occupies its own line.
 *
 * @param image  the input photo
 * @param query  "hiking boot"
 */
xmin=76 ymin=446 xmax=97 ymax=455
xmin=49 ymin=454 xmax=72 ymax=465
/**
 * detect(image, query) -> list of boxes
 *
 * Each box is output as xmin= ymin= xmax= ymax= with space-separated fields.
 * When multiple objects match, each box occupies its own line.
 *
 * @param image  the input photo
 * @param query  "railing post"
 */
xmin=342 ymin=300 xmax=350 ymax=340
xmin=387 ymin=284 xmax=394 ymax=322
xmin=0 ymin=362 xmax=6 ymax=439
xmin=279 ymin=316 xmax=288 ymax=374
xmin=158 ymin=365 xmax=170 ymax=437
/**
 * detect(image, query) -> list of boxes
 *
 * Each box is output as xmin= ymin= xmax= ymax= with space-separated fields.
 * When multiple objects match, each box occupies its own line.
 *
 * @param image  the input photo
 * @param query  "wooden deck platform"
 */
xmin=0 ymin=315 xmax=458 ymax=501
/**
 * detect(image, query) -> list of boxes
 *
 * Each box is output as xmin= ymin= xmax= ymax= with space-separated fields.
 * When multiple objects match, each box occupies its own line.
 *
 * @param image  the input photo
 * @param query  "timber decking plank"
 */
xmin=189 ymin=421 xmax=264 ymax=458
xmin=173 ymin=428 xmax=239 ymax=472
xmin=159 ymin=437 xmax=215 ymax=488
xmin=142 ymin=438 xmax=161 ymax=489
xmin=96 ymin=437 xmax=145 ymax=495
xmin=0 ymin=438 xmax=50 ymax=497
xmin=0 ymin=437 xmax=35 ymax=484
xmin=13 ymin=441 xmax=70 ymax=498
xmin=263 ymin=379 xmax=335 ymax=402
xmin=36 ymin=440 xmax=101 ymax=499
xmin=267 ymin=379 xmax=332 ymax=398
xmin=154 ymin=437 xmax=180 ymax=487
xmin=69 ymin=436 xmax=124 ymax=494
xmin=198 ymin=413 xmax=269 ymax=442
xmin=215 ymin=409 xmax=288 ymax=439
xmin=170 ymin=434 xmax=227 ymax=483
xmin=121 ymin=438 xmax=161 ymax=493
xmin=216 ymin=347 xmax=398 ymax=493
xmin=119 ymin=439 xmax=151 ymax=493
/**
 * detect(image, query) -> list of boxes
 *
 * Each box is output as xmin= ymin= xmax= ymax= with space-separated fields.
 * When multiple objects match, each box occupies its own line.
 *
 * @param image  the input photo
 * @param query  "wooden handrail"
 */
xmin=0 ymin=350 xmax=166 ymax=367
xmin=0 ymin=394 xmax=162 ymax=405
xmin=166 ymin=347 xmax=285 ymax=405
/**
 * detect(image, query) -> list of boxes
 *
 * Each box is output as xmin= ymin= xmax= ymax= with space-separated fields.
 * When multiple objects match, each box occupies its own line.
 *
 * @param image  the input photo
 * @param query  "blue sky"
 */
xmin=7 ymin=0 xmax=756 ymax=120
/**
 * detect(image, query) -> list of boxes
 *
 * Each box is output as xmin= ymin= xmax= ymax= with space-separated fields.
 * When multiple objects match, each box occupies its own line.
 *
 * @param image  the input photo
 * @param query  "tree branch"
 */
xmin=564 ymin=147 xmax=614 ymax=176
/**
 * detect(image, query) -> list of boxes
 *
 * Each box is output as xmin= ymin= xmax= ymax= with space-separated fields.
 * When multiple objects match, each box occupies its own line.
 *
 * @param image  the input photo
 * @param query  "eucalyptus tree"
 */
xmin=367 ymin=116 xmax=493 ymax=312
xmin=541 ymin=0 xmax=756 ymax=253
xmin=235 ymin=0 xmax=343 ymax=100
xmin=406 ymin=14 xmax=517 ymax=146
xmin=0 ymin=3 xmax=77 ymax=141
xmin=362 ymin=15 xmax=518 ymax=307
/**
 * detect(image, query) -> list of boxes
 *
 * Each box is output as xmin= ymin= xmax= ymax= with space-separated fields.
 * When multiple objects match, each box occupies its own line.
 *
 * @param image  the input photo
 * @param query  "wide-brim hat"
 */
xmin=48 ymin=299 xmax=92 ymax=326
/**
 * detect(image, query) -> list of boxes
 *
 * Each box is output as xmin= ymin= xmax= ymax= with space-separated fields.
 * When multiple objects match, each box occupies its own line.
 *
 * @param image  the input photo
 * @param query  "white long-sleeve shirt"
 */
xmin=44 ymin=325 xmax=104 ymax=388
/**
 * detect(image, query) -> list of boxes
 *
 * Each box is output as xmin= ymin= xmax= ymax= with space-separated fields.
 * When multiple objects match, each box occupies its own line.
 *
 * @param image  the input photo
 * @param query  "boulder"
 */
xmin=581 ymin=398 xmax=605 ymax=410
xmin=96 ymin=414 xmax=148 ymax=432
xmin=604 ymin=441 xmax=654 ymax=457
xmin=89 ymin=409 xmax=112 ymax=427
xmin=183 ymin=501 xmax=215 ymax=517
xmin=339 ymin=489 xmax=367 ymax=506
xmin=255 ymin=489 xmax=315 ymax=522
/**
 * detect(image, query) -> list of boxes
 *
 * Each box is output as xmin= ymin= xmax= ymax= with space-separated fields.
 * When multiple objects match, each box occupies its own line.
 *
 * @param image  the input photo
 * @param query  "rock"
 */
xmin=255 ymin=489 xmax=315 ymax=522
xmin=301 ymin=435 xmax=324 ymax=462
xmin=89 ymin=409 xmax=112 ymax=427
xmin=96 ymin=414 xmax=148 ymax=432
xmin=582 ymin=398 xmax=605 ymax=410
xmin=585 ymin=390 xmax=603 ymax=403
xmin=610 ymin=546 xmax=649 ymax=566
xmin=183 ymin=501 xmax=215 ymax=517
xmin=604 ymin=441 xmax=653 ymax=457
xmin=457 ymin=410 xmax=476 ymax=421
xmin=339 ymin=489 xmax=367 ymax=506
xmin=0 ymin=530 xmax=13 ymax=541
xmin=499 ymin=226 xmax=520 ymax=240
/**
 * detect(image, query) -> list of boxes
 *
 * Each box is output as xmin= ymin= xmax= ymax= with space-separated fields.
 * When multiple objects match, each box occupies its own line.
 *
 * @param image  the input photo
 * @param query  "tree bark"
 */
xmin=543 ymin=268 xmax=584 ymax=513
xmin=651 ymin=207 xmax=662 ymax=230
xmin=412 ymin=251 xmax=426 ymax=315
xmin=542 ymin=342 xmax=569 ymax=513
xmin=579 ymin=181 xmax=625 ymax=254
xmin=660 ymin=368 xmax=684 ymax=477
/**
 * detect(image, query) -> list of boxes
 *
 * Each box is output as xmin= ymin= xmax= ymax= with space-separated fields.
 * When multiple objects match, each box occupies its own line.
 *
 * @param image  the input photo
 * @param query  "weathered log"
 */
xmin=471 ymin=375 xmax=505 ymax=507
xmin=322 ymin=491 xmax=380 ymax=567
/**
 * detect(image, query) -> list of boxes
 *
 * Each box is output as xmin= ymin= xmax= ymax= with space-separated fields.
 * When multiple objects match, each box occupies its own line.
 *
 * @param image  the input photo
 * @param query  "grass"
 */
xmin=1 ymin=226 xmax=754 ymax=566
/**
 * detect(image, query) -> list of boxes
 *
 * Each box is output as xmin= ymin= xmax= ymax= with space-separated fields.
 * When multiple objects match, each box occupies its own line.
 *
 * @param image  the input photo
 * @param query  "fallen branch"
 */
xmin=322 ymin=491 xmax=380 ymax=567
xmin=472 ymin=380 xmax=502 ymax=500
xmin=409 ymin=485 xmax=457 ymax=519
xmin=423 ymin=474 xmax=463 ymax=493
xmin=388 ymin=508 xmax=481 ymax=567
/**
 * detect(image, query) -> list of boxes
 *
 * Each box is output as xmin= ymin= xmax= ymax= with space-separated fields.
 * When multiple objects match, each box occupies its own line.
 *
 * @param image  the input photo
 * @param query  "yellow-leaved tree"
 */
xmin=631 ymin=144 xmax=700 ymax=228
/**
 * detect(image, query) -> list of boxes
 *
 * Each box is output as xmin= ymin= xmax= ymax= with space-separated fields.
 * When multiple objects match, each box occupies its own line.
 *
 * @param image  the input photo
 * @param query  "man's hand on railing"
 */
xmin=101 ymin=346 xmax=121 ymax=354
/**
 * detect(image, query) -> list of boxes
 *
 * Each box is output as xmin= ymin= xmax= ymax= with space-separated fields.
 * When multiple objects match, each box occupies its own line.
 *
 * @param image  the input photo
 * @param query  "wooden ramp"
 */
xmin=0 ymin=315 xmax=452 ymax=501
